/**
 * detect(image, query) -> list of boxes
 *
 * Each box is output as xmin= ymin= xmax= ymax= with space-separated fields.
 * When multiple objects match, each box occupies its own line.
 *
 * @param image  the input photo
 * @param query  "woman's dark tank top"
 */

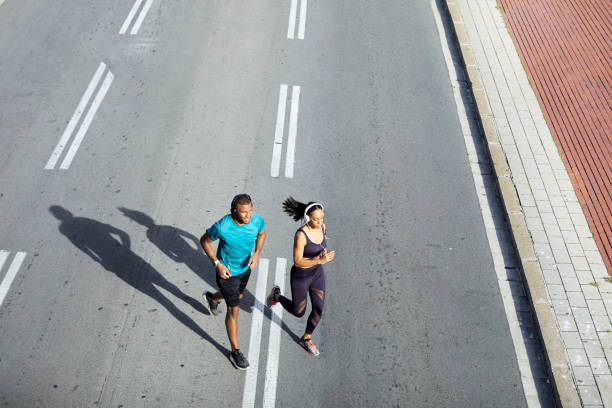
xmin=299 ymin=226 xmax=327 ymax=258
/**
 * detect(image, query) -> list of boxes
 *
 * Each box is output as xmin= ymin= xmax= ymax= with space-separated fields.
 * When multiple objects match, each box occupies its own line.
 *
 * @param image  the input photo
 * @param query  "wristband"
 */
xmin=213 ymin=260 xmax=220 ymax=267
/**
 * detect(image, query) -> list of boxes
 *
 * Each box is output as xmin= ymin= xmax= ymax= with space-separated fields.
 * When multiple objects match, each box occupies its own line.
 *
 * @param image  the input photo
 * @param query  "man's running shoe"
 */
xmin=266 ymin=285 xmax=280 ymax=307
xmin=204 ymin=291 xmax=221 ymax=316
xmin=298 ymin=337 xmax=320 ymax=357
xmin=229 ymin=349 xmax=249 ymax=370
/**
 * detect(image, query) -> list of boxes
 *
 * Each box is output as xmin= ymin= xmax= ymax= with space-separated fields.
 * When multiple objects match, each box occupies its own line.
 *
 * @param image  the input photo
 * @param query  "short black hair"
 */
xmin=231 ymin=194 xmax=252 ymax=214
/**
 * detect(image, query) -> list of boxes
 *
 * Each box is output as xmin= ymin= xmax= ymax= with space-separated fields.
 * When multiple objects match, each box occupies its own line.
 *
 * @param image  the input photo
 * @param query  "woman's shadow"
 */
xmin=118 ymin=207 xmax=299 ymax=342
xmin=49 ymin=205 xmax=229 ymax=355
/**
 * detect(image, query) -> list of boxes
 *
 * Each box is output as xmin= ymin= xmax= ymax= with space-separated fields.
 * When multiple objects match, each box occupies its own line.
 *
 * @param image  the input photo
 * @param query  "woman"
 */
xmin=266 ymin=197 xmax=335 ymax=356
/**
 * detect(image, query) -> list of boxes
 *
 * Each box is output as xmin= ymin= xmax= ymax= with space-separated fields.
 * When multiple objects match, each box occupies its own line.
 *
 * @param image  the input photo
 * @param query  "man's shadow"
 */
xmin=118 ymin=207 xmax=299 ymax=343
xmin=49 ymin=205 xmax=229 ymax=355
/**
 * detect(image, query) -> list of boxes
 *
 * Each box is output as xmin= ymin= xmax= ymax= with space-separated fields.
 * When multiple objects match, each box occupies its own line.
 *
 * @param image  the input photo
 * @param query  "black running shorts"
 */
xmin=216 ymin=269 xmax=251 ymax=307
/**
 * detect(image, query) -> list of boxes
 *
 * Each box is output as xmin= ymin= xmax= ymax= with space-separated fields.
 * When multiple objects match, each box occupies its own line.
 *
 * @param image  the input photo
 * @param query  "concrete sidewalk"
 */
xmin=441 ymin=0 xmax=612 ymax=406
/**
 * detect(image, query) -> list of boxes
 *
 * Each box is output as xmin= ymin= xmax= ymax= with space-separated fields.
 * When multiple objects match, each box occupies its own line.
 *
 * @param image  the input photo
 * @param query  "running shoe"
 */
xmin=204 ymin=291 xmax=221 ymax=316
xmin=266 ymin=285 xmax=281 ymax=307
xmin=298 ymin=337 xmax=320 ymax=357
xmin=229 ymin=349 xmax=249 ymax=370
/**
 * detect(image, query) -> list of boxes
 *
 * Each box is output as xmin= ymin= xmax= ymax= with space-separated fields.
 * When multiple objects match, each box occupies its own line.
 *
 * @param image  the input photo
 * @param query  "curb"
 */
xmin=440 ymin=0 xmax=582 ymax=406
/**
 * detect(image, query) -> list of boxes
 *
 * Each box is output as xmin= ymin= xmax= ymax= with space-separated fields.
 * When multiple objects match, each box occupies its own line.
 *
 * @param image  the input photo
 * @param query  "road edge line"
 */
xmin=439 ymin=0 xmax=581 ymax=406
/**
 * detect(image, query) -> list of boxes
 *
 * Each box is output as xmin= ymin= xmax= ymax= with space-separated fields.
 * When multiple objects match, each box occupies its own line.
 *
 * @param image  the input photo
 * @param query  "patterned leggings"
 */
xmin=278 ymin=264 xmax=326 ymax=335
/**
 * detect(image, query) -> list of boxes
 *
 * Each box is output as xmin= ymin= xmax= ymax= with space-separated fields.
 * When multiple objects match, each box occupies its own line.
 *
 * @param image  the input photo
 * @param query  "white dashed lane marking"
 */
xmin=270 ymin=85 xmax=301 ymax=179
xmin=242 ymin=258 xmax=269 ymax=408
xmin=46 ymin=63 xmax=114 ymax=170
xmin=119 ymin=0 xmax=155 ymax=35
xmin=0 ymin=251 xmax=26 ymax=309
xmin=287 ymin=0 xmax=308 ymax=40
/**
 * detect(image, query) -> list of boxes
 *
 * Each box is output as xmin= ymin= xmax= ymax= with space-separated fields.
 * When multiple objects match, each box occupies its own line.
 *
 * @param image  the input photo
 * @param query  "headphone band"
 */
xmin=304 ymin=202 xmax=324 ymax=219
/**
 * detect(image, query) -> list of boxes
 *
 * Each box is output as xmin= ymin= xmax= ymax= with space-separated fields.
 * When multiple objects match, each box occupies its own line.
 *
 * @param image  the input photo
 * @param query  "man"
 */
xmin=200 ymin=194 xmax=266 ymax=369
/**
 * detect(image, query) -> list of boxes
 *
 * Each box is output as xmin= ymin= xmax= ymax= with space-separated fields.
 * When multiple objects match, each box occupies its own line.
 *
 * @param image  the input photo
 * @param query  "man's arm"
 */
xmin=248 ymin=228 xmax=266 ymax=269
xmin=200 ymin=233 xmax=230 ymax=279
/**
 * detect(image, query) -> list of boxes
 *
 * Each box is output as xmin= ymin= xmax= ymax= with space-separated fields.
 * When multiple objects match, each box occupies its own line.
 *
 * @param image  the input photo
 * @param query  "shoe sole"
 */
xmin=266 ymin=286 xmax=280 ymax=308
xmin=229 ymin=355 xmax=249 ymax=370
xmin=298 ymin=341 xmax=320 ymax=357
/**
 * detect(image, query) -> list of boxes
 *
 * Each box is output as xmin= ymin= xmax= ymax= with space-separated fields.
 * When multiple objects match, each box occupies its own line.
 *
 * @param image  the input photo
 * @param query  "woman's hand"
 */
xmin=318 ymin=249 xmax=335 ymax=264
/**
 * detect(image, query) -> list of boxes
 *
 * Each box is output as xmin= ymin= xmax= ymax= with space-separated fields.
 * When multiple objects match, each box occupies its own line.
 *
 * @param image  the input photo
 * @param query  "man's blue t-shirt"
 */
xmin=206 ymin=213 xmax=265 ymax=276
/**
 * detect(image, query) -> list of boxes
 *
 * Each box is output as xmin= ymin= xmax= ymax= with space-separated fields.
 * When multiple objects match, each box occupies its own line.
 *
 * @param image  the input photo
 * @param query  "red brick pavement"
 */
xmin=497 ymin=0 xmax=612 ymax=274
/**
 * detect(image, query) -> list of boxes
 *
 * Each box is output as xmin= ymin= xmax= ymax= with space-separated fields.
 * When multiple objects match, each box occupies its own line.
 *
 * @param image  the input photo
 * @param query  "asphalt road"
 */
xmin=1 ymin=0 xmax=533 ymax=406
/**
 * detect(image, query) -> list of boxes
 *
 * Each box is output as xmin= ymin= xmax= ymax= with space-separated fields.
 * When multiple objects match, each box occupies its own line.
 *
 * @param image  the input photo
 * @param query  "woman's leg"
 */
xmin=305 ymin=267 xmax=325 ymax=335
xmin=278 ymin=267 xmax=311 ymax=318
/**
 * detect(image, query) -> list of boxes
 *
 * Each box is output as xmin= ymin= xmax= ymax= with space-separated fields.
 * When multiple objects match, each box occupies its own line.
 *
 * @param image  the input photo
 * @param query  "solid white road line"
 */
xmin=297 ymin=0 xmax=308 ymax=40
xmin=130 ymin=0 xmax=155 ymax=35
xmin=0 ymin=252 xmax=26 ymax=308
xmin=45 ymin=63 xmax=107 ymax=170
xmin=430 ymin=1 xmax=541 ymax=406
xmin=60 ymin=70 xmax=114 ymax=170
xmin=119 ymin=0 xmax=145 ymax=34
xmin=263 ymin=257 xmax=287 ymax=408
xmin=287 ymin=0 xmax=298 ymax=39
xmin=271 ymin=84 xmax=289 ymax=178
xmin=242 ymin=258 xmax=270 ymax=408
xmin=284 ymin=86 xmax=300 ymax=178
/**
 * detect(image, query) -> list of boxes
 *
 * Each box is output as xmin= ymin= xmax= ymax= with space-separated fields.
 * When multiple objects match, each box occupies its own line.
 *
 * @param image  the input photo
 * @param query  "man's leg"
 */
xmin=226 ymin=305 xmax=240 ymax=351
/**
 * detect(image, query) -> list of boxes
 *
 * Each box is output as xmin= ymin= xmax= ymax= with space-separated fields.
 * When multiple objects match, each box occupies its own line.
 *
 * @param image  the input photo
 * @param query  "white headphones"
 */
xmin=304 ymin=202 xmax=324 ymax=223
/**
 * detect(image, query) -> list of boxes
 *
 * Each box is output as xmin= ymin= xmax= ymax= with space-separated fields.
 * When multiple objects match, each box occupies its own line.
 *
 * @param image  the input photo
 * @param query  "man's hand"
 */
xmin=217 ymin=263 xmax=231 ymax=279
xmin=248 ymin=253 xmax=259 ymax=270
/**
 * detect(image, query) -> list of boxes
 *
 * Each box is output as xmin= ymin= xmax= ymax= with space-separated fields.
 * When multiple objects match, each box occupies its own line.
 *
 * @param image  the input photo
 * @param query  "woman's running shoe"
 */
xmin=266 ymin=285 xmax=280 ymax=307
xmin=298 ymin=337 xmax=320 ymax=356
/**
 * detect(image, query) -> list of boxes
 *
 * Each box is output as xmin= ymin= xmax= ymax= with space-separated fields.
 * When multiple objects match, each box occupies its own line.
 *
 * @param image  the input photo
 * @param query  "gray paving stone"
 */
xmin=574 ymin=366 xmax=597 ymax=386
xmin=578 ymin=269 xmax=597 ymax=285
xmin=549 ymin=284 xmax=568 ymax=300
xmin=567 ymin=243 xmax=585 ymax=257
xmin=559 ymin=219 xmax=576 ymax=231
xmin=568 ymin=291 xmax=588 ymax=308
xmin=585 ymin=250 xmax=605 ymax=264
xmin=544 ymin=223 xmax=562 ymax=237
xmin=535 ymin=200 xmax=553 ymax=213
xmin=543 ymin=268 xmax=563 ymax=285
xmin=553 ymin=248 xmax=572 ymax=264
xmin=541 ymin=211 xmax=559 ymax=225
xmin=527 ymin=217 xmax=544 ymax=232
xmin=584 ymin=339 xmax=606 ymax=358
xmin=593 ymin=316 xmax=612 ymax=332
xmin=592 ymin=264 xmax=610 ymax=278
xmin=576 ymin=224 xmax=594 ymax=238
xmin=591 ymin=358 xmax=612 ymax=375
xmin=573 ymin=307 xmax=595 ymax=324
xmin=531 ymin=229 xmax=549 ymax=244
xmin=579 ymin=385 xmax=604 ymax=405
xmin=583 ymin=284 xmax=603 ymax=300
xmin=562 ymin=331 xmax=584 ymax=348
xmin=570 ymin=348 xmax=590 ymax=366
xmin=572 ymin=256 xmax=590 ymax=271
xmin=558 ymin=314 xmax=578 ymax=331
xmin=588 ymin=299 xmax=609 ymax=316
xmin=553 ymin=299 xmax=572 ymax=315
xmin=580 ymin=323 xmax=599 ymax=340
xmin=598 ymin=331 xmax=612 ymax=349
xmin=558 ymin=263 xmax=577 ymax=277
xmin=594 ymin=375 xmax=612 ymax=407
xmin=562 ymin=276 xmax=582 ymax=292
xmin=562 ymin=230 xmax=581 ymax=244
